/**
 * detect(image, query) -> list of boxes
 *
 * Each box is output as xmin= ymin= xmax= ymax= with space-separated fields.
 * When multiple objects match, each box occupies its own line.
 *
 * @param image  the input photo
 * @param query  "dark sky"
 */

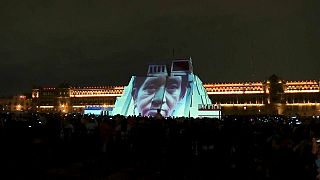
xmin=1 ymin=0 xmax=319 ymax=96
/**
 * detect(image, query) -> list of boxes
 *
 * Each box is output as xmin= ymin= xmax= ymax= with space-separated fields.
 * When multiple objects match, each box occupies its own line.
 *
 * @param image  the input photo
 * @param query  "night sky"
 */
xmin=1 ymin=0 xmax=319 ymax=96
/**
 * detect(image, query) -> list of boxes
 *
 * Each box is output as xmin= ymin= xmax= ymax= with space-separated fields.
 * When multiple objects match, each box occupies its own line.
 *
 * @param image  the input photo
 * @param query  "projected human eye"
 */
xmin=143 ymin=83 xmax=157 ymax=94
xmin=141 ymin=78 xmax=160 ymax=95
xmin=166 ymin=78 xmax=181 ymax=93
xmin=166 ymin=83 xmax=179 ymax=91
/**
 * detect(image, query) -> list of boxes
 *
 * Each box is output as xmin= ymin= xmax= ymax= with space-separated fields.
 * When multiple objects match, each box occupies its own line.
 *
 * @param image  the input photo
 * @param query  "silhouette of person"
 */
xmin=154 ymin=109 xmax=164 ymax=120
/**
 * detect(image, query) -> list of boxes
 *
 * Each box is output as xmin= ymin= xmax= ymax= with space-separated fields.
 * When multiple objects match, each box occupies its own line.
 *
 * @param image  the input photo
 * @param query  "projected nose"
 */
xmin=151 ymin=86 xmax=165 ymax=110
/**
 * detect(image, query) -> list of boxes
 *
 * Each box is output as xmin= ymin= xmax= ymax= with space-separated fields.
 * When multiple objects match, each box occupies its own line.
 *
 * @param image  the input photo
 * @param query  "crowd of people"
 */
xmin=0 ymin=112 xmax=320 ymax=179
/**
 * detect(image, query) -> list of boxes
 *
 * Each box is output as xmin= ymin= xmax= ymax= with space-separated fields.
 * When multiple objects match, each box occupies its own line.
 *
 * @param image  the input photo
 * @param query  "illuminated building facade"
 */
xmin=32 ymin=86 xmax=123 ymax=113
xmin=0 ymin=95 xmax=32 ymax=112
xmin=204 ymin=81 xmax=267 ymax=115
xmin=204 ymin=74 xmax=320 ymax=116
xmin=30 ymin=74 xmax=320 ymax=117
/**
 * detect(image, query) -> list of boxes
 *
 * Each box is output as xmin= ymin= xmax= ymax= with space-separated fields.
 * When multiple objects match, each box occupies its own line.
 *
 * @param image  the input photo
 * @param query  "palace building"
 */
xmin=28 ymin=73 xmax=320 ymax=117
xmin=31 ymin=85 xmax=123 ymax=114
xmin=204 ymin=74 xmax=320 ymax=116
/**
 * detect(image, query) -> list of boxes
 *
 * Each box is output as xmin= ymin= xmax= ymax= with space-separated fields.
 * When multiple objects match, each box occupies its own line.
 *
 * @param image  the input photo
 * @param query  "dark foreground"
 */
xmin=0 ymin=112 xmax=319 ymax=180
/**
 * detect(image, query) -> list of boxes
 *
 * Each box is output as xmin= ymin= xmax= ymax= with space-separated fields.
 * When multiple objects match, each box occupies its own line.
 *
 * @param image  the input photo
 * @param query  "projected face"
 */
xmin=133 ymin=75 xmax=187 ymax=117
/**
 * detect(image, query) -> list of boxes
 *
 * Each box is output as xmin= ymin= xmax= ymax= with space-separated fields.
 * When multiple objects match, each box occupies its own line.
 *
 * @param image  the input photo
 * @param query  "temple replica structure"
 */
xmin=112 ymin=58 xmax=221 ymax=118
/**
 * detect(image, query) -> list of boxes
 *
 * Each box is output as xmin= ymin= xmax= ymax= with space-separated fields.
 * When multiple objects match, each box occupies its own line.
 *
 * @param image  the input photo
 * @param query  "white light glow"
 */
xmin=39 ymin=106 xmax=54 ymax=108
xmin=72 ymin=105 xmax=86 ymax=108
xmin=286 ymin=103 xmax=320 ymax=106
xmin=207 ymin=91 xmax=264 ymax=95
xmin=284 ymin=90 xmax=319 ymax=93
xmin=70 ymin=94 xmax=122 ymax=97
xmin=220 ymin=103 xmax=264 ymax=107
